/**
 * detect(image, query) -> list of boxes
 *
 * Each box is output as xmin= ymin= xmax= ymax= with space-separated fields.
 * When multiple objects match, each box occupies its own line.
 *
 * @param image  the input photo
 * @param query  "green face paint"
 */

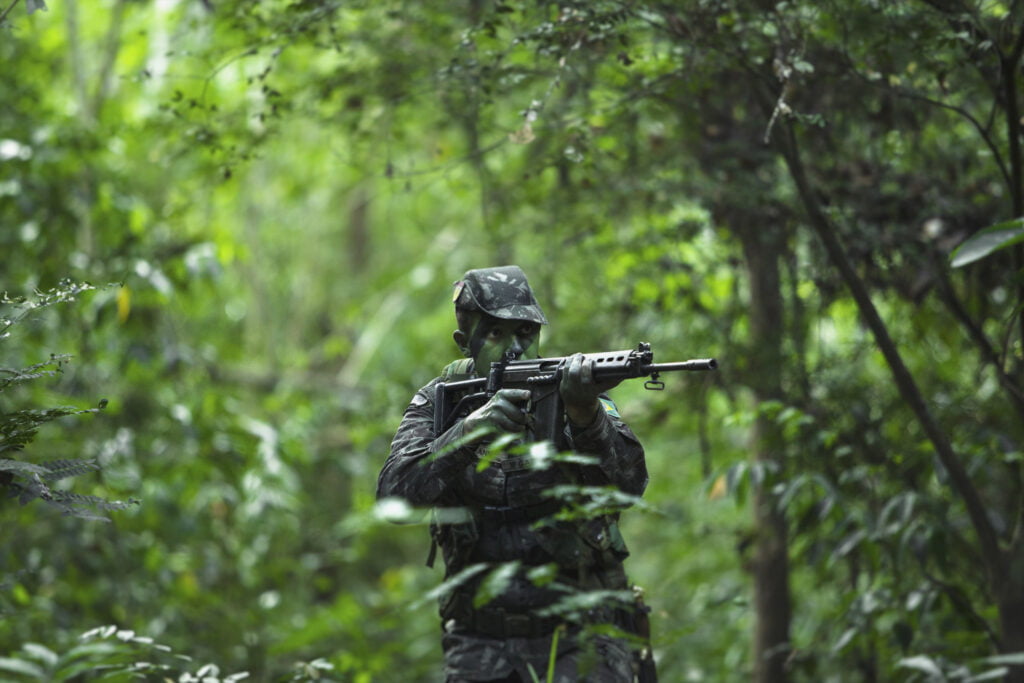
xmin=469 ymin=315 xmax=541 ymax=370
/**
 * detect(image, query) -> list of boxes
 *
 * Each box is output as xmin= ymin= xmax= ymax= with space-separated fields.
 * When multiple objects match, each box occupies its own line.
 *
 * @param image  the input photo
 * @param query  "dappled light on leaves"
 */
xmin=3 ymin=0 xmax=1024 ymax=680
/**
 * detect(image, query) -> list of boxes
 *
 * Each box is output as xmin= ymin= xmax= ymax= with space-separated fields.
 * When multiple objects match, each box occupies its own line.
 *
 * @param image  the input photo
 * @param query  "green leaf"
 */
xmin=411 ymin=563 xmax=489 ymax=610
xmin=535 ymin=589 xmax=635 ymax=619
xmin=526 ymin=563 xmax=558 ymax=587
xmin=0 ymin=459 xmax=48 ymax=476
xmin=0 ymin=657 xmax=45 ymax=679
xmin=965 ymin=668 xmax=1009 ymax=682
xmin=975 ymin=652 xmax=1024 ymax=666
xmin=474 ymin=561 xmax=521 ymax=608
xmin=52 ymin=642 xmax=125 ymax=680
xmin=898 ymin=655 xmax=944 ymax=676
xmin=20 ymin=644 xmax=56 ymax=668
xmin=831 ymin=627 xmax=857 ymax=653
xmin=831 ymin=529 xmax=865 ymax=562
xmin=793 ymin=59 xmax=814 ymax=73
xmin=950 ymin=219 xmax=1024 ymax=267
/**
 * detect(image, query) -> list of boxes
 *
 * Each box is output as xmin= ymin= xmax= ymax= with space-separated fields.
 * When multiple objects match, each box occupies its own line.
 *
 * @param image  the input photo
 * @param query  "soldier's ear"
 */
xmin=453 ymin=329 xmax=471 ymax=357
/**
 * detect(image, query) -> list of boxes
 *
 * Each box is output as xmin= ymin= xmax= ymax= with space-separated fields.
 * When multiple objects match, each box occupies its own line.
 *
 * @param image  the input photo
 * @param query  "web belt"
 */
xmin=443 ymin=592 xmax=564 ymax=639
xmin=477 ymin=499 xmax=564 ymax=525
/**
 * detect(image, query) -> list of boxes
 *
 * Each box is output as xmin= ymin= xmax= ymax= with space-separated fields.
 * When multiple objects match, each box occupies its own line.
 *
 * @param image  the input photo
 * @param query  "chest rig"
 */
xmin=427 ymin=358 xmax=571 ymax=573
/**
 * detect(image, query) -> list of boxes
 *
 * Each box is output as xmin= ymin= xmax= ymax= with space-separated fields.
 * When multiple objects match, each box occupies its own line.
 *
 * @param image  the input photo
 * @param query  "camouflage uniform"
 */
xmin=377 ymin=266 xmax=650 ymax=682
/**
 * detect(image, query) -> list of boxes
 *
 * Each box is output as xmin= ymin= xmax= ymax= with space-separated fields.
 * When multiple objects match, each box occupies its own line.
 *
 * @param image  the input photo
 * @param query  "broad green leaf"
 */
xmin=474 ymin=561 xmax=521 ymax=608
xmin=950 ymin=219 xmax=1024 ymax=267
xmin=0 ymin=657 xmax=45 ymax=679
xmin=831 ymin=627 xmax=857 ymax=653
xmin=831 ymin=529 xmax=865 ymax=562
xmin=535 ymin=589 xmax=635 ymax=619
xmin=52 ymin=642 xmax=125 ymax=680
xmin=898 ymin=655 xmax=944 ymax=677
xmin=526 ymin=563 xmax=558 ymax=587
xmin=976 ymin=652 xmax=1024 ymax=665
xmin=411 ymin=563 xmax=489 ymax=609
xmin=20 ymin=644 xmax=56 ymax=668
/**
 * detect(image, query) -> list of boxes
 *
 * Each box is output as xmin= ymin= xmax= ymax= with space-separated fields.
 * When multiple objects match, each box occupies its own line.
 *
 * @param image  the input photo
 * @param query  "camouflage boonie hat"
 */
xmin=453 ymin=265 xmax=548 ymax=325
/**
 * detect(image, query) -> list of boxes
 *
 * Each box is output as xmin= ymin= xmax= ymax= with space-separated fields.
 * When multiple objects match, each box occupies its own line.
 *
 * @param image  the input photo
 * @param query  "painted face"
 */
xmin=470 ymin=315 xmax=541 ymax=369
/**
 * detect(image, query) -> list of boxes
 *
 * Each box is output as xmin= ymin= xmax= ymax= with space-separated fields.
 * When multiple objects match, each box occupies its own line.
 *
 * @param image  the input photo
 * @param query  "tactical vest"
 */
xmin=428 ymin=359 xmax=629 ymax=580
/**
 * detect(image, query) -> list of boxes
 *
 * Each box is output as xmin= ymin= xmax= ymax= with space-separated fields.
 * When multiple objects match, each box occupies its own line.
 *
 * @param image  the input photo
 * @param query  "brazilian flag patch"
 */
xmin=599 ymin=397 xmax=620 ymax=418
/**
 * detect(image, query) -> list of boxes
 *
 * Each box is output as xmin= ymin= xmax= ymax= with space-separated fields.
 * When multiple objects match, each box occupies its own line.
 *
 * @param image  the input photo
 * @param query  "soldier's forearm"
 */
xmin=570 ymin=413 xmax=648 ymax=496
xmin=565 ymin=398 xmax=601 ymax=429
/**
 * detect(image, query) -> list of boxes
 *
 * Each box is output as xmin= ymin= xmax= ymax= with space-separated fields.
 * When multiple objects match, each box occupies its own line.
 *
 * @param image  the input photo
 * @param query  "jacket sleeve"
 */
xmin=567 ymin=398 xmax=648 ymax=497
xmin=376 ymin=379 xmax=477 ymax=507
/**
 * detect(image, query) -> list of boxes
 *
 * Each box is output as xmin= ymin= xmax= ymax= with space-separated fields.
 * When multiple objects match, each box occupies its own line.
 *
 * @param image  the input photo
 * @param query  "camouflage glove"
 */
xmin=461 ymin=388 xmax=532 ymax=439
xmin=560 ymin=353 xmax=623 ymax=427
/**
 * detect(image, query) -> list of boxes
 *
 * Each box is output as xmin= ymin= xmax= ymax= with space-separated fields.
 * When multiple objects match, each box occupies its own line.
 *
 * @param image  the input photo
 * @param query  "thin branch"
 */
xmin=1010 ymin=20 xmax=1024 ymax=65
xmin=1002 ymin=24 xmax=1024 ymax=372
xmin=857 ymin=74 xmax=1013 ymax=192
xmin=826 ymin=2 xmax=1014 ymax=191
xmin=1011 ymin=461 xmax=1024 ymax=554
xmin=918 ymin=559 xmax=1001 ymax=648
xmin=91 ymin=0 xmax=128 ymax=120
xmin=0 ymin=0 xmax=21 ymax=25
xmin=64 ymin=0 xmax=90 ymax=122
xmin=931 ymin=250 xmax=1024 ymax=418
xmin=1000 ymin=306 xmax=1023 ymax=370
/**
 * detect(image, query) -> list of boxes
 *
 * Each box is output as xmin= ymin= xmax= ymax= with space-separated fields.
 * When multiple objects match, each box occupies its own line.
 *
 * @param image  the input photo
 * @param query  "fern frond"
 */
xmin=11 ymin=473 xmax=51 ymax=506
xmin=1 ymin=280 xmax=97 ymax=344
xmin=0 ymin=459 xmax=48 ymax=476
xmin=0 ymin=407 xmax=102 ymax=447
xmin=1 ymin=281 xmax=135 ymax=523
xmin=0 ymin=355 xmax=73 ymax=391
xmin=3 ymin=465 xmax=139 ymax=519
xmin=40 ymin=458 xmax=101 ymax=482
xmin=48 ymin=489 xmax=140 ymax=514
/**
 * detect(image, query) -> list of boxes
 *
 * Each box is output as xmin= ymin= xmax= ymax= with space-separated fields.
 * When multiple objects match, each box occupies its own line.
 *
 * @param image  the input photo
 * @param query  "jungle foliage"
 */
xmin=2 ymin=0 xmax=1024 ymax=681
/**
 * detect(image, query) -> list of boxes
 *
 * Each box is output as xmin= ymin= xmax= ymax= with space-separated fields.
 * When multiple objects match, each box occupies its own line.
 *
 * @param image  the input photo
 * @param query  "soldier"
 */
xmin=377 ymin=265 xmax=654 ymax=682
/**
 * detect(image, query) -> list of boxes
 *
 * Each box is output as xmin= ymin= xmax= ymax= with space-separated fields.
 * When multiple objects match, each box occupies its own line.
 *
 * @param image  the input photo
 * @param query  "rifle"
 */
xmin=433 ymin=342 xmax=717 ymax=445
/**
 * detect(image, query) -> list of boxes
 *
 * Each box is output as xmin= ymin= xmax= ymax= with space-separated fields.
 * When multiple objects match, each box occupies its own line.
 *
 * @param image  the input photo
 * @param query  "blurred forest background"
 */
xmin=3 ymin=0 xmax=1024 ymax=681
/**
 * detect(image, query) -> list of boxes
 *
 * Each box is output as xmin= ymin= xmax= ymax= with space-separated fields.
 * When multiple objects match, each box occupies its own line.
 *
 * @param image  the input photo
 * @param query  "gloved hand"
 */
xmin=461 ymin=388 xmax=532 ymax=438
xmin=559 ymin=353 xmax=623 ymax=427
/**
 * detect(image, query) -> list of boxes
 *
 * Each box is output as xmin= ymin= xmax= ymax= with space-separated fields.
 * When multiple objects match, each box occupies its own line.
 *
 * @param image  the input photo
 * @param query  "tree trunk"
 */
xmin=1000 ymin=580 xmax=1024 ymax=683
xmin=738 ymin=224 xmax=792 ymax=683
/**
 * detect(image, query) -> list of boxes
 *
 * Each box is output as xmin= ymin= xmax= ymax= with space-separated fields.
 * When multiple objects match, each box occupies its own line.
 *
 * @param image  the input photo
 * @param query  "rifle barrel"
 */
xmin=644 ymin=358 xmax=718 ymax=372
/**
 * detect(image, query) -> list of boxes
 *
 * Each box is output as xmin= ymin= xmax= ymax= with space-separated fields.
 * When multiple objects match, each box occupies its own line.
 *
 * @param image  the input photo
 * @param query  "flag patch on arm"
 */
xmin=598 ymin=397 xmax=620 ymax=418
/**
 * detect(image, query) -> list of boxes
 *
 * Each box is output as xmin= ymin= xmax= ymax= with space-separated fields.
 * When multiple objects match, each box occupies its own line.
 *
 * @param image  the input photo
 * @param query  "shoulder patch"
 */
xmin=410 ymin=394 xmax=429 ymax=407
xmin=598 ymin=397 xmax=620 ymax=418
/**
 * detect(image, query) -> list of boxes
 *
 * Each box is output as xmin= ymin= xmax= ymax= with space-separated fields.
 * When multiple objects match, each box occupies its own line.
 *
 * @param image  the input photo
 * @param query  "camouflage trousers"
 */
xmin=441 ymin=624 xmax=635 ymax=682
